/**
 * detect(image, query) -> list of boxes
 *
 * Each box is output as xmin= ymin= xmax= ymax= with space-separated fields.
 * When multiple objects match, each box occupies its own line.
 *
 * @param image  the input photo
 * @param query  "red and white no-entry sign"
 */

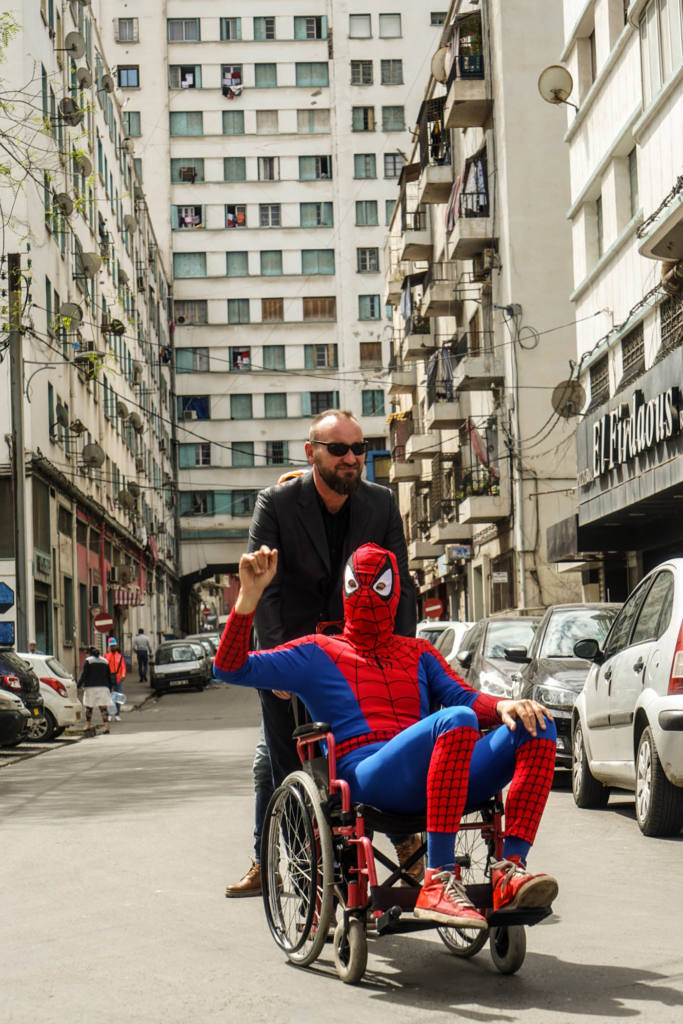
xmin=93 ymin=611 xmax=115 ymax=633
xmin=424 ymin=599 xmax=444 ymax=620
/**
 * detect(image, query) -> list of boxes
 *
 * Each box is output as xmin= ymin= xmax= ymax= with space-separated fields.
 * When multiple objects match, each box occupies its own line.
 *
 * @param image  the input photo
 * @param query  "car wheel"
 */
xmin=635 ymin=726 xmax=683 ymax=837
xmin=53 ymin=726 xmax=65 ymax=739
xmin=26 ymin=709 xmax=57 ymax=742
xmin=572 ymin=721 xmax=609 ymax=809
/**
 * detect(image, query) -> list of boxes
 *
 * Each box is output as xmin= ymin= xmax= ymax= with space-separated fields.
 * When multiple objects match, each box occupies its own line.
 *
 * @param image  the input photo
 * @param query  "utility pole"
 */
xmin=8 ymin=252 xmax=28 ymax=651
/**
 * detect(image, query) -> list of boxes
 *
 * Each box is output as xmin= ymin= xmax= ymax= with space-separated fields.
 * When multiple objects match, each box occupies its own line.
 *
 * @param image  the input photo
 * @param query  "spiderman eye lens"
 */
xmin=344 ymin=564 xmax=358 ymax=593
xmin=372 ymin=567 xmax=393 ymax=597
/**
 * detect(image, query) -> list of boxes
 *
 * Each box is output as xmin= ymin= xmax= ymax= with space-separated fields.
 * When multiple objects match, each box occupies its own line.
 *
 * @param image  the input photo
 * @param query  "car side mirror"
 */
xmin=503 ymin=646 xmax=530 ymax=664
xmin=573 ymin=638 xmax=604 ymax=664
xmin=455 ymin=649 xmax=471 ymax=669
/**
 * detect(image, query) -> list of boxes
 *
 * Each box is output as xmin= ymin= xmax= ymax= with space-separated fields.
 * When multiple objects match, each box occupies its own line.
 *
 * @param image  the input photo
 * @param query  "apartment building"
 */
xmin=546 ymin=0 xmax=683 ymax=598
xmin=105 ymin=2 xmax=445 ymax=581
xmin=0 ymin=1 xmax=177 ymax=671
xmin=385 ymin=0 xmax=582 ymax=621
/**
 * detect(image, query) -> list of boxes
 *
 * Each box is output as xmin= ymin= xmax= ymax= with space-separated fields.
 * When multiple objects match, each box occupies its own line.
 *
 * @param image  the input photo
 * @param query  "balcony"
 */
xmin=405 ymin=430 xmax=441 ymax=459
xmin=400 ymin=209 xmax=432 ymax=261
xmin=385 ymin=272 xmax=404 ymax=306
xmin=458 ymin=490 xmax=508 ymax=524
xmin=408 ymin=538 xmax=442 ymax=567
xmin=429 ymin=518 xmax=473 ymax=544
xmin=448 ymin=193 xmax=495 ymax=259
xmin=452 ymin=333 xmax=504 ymax=390
xmin=389 ymin=362 xmax=418 ymax=396
xmin=403 ymin=313 xmax=437 ymax=360
xmin=443 ymin=53 xmax=492 ymax=130
xmin=421 ymin=262 xmax=463 ymax=318
xmin=418 ymin=162 xmax=454 ymax=205
xmin=389 ymin=458 xmax=420 ymax=483
xmin=425 ymin=389 xmax=473 ymax=430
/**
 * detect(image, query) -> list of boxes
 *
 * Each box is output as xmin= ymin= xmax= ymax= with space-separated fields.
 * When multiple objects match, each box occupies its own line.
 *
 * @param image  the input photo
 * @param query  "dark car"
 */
xmin=454 ymin=616 xmax=541 ymax=699
xmin=0 ymin=689 xmax=31 ymax=747
xmin=0 ymin=648 xmax=44 ymax=723
xmin=506 ymin=603 xmax=621 ymax=767
xmin=150 ymin=641 xmax=211 ymax=694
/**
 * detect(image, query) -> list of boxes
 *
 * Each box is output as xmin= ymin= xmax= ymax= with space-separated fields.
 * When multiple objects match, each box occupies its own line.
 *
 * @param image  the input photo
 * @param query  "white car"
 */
xmin=18 ymin=653 xmax=84 ymax=741
xmin=571 ymin=559 xmax=683 ymax=836
xmin=416 ymin=620 xmax=453 ymax=647
xmin=431 ymin=621 xmax=475 ymax=671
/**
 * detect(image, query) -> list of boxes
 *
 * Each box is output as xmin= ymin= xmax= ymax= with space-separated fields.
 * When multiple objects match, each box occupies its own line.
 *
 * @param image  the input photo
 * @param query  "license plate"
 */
xmin=169 ymin=679 xmax=188 ymax=687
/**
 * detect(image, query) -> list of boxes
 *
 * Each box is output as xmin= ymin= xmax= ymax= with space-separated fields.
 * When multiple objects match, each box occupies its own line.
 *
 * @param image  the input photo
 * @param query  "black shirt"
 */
xmin=316 ymin=492 xmax=351 ymax=616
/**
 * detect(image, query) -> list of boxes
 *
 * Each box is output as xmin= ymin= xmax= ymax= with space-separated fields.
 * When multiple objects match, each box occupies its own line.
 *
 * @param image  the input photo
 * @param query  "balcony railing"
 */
xmin=447 ymin=53 xmax=485 ymax=88
xmin=401 ymin=209 xmax=428 ymax=233
xmin=457 ymin=190 xmax=489 ymax=220
xmin=451 ymin=330 xmax=495 ymax=361
xmin=406 ymin=313 xmax=431 ymax=336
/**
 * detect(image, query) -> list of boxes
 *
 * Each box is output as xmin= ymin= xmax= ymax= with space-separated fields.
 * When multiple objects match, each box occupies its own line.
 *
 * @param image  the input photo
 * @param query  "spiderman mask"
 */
xmin=342 ymin=544 xmax=400 ymax=650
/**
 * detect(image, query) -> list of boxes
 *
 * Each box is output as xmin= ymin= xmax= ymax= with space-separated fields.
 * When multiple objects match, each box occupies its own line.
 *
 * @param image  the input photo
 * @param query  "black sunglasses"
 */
xmin=312 ymin=440 xmax=368 ymax=457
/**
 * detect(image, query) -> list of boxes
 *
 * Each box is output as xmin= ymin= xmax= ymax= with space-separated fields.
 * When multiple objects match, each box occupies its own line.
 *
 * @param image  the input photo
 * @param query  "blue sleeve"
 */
xmin=214 ymin=640 xmax=318 ymax=705
xmin=420 ymin=648 xmax=501 ymax=728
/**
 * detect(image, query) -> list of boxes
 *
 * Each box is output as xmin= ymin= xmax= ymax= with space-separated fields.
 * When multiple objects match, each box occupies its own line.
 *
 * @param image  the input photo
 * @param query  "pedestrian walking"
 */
xmin=133 ymin=628 xmax=154 ymax=683
xmin=79 ymin=647 xmax=114 ymax=735
xmin=105 ymin=638 xmax=127 ymax=721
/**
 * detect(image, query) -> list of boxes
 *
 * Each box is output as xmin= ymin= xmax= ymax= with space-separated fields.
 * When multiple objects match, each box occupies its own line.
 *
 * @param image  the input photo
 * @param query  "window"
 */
xmin=360 ymin=342 xmax=382 ymax=367
xmin=256 ymin=109 xmax=279 ymax=133
xmin=253 ymin=16 xmax=276 ymax=40
xmin=352 ymin=106 xmax=375 ymax=131
xmin=232 ymin=442 xmax=255 ymax=468
xmin=220 ymin=18 xmax=241 ymax=41
xmin=620 ymin=324 xmax=645 ymax=386
xmin=63 ymin=576 xmax=74 ymax=645
xmin=382 ymin=105 xmax=405 ymax=131
xmin=362 ymin=389 xmax=385 ymax=415
xmin=226 ymin=251 xmax=249 ymax=276
xmin=58 ymin=506 xmax=73 ymax=536
xmin=659 ymin=293 xmax=683 ymax=355
xmin=117 ymin=66 xmax=139 ymax=88
xmin=265 ymin=393 xmax=287 ymax=418
xmin=305 ymin=344 xmax=337 ymax=368
xmin=357 ymin=247 xmax=379 ymax=272
xmin=384 ymin=152 xmax=405 ymax=179
xmin=116 ymin=18 xmax=139 ymax=43
xmin=176 ymin=347 xmax=209 ymax=371
xmin=266 ymin=440 xmax=289 ymax=465
xmin=296 ymin=62 xmax=329 ymax=87
xmin=179 ymin=443 xmax=211 ymax=468
xmin=589 ymin=355 xmax=609 ymax=408
xmin=379 ymin=13 xmax=402 ymax=37
xmin=171 ymin=158 xmax=204 ymax=182
xmin=261 ymin=298 xmax=284 ymax=322
xmin=294 ymin=16 xmax=327 ymax=40
xmin=355 ymin=200 xmax=378 ymax=226
xmin=349 ymin=14 xmax=372 ymax=38
xmin=260 ymin=250 xmax=283 ymax=276
xmin=228 ymin=298 xmax=250 ymax=324
xmin=228 ymin=491 xmax=259 ymax=518
xmin=260 ymin=203 xmax=281 ymax=227
xmin=230 ymin=346 xmax=251 ymax=371
xmin=169 ymin=111 xmax=203 ymax=136
xmin=354 ymin=154 xmax=376 ymax=179
xmin=303 ymin=296 xmax=336 ymax=321
xmin=222 ymin=110 xmax=245 ymax=135
xmin=173 ymin=252 xmax=206 ymax=278
xmin=180 ymin=492 xmax=213 ymax=517
xmin=221 ymin=64 xmax=243 ymax=92
xmin=225 ymin=204 xmax=247 ymax=228
xmin=628 ymin=147 xmax=639 ymax=217
xmin=641 ymin=0 xmax=683 ymax=104
xmin=167 ymin=19 xmax=200 ymax=42
xmin=169 ymin=65 xmax=201 ymax=89
xmin=297 ymin=108 xmax=330 ymax=133
xmin=224 ymin=156 xmax=246 ymax=182
xmin=123 ymin=111 xmax=141 ymax=137
xmin=596 ymin=193 xmax=604 ymax=258
xmin=263 ymin=345 xmax=285 ymax=369
xmin=351 ymin=60 xmax=373 ymax=85
xmin=299 ymin=155 xmax=332 ymax=180
xmin=381 ymin=59 xmax=403 ymax=85
xmin=430 ymin=12 xmax=447 ymax=26
xmin=255 ymin=63 xmax=277 ymax=88
xmin=603 ymin=578 xmax=653 ymax=659
xmin=359 ymin=294 xmax=381 ymax=319
xmin=231 ymin=394 xmax=253 ymax=420
xmin=173 ymin=204 xmax=204 ymax=229
xmin=178 ymin=396 xmax=210 ymax=420
xmin=631 ymin=572 xmax=675 ymax=645
xmin=385 ymin=198 xmax=396 ymax=224
xmin=258 ymin=156 xmax=279 ymax=180
xmin=304 ymin=391 xmax=339 ymax=415
xmin=174 ymin=300 xmax=208 ymax=325
xmin=302 ymin=249 xmax=335 ymax=275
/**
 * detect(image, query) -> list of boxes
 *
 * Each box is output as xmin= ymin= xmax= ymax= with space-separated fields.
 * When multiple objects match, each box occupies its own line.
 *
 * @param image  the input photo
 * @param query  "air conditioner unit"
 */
xmin=135 ymin=456 xmax=144 ymax=473
xmin=179 ymin=167 xmax=196 ymax=183
xmin=183 ymin=409 xmax=198 ymax=420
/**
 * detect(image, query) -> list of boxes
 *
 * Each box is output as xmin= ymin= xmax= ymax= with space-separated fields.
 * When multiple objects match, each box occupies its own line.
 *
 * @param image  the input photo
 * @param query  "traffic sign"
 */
xmin=0 ymin=582 xmax=15 ymax=614
xmin=424 ymin=598 xmax=444 ymax=619
xmin=93 ymin=611 xmax=115 ymax=633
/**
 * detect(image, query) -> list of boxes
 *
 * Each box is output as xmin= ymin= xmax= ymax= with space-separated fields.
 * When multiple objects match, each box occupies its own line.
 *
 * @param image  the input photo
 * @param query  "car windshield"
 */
xmin=46 ymin=657 xmax=72 ymax=678
xmin=156 ymin=646 xmax=197 ymax=665
xmin=418 ymin=627 xmax=446 ymax=645
xmin=484 ymin=621 xmax=538 ymax=659
xmin=541 ymin=607 xmax=618 ymax=658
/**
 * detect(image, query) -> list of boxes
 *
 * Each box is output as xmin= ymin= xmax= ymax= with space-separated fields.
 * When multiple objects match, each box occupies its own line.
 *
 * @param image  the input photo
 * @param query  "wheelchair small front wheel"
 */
xmin=489 ymin=925 xmax=526 ymax=974
xmin=333 ymin=919 xmax=368 ymax=985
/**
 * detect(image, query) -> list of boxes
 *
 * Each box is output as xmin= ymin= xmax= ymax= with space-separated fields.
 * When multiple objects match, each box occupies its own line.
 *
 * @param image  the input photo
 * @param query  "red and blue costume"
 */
xmin=215 ymin=544 xmax=556 ymax=871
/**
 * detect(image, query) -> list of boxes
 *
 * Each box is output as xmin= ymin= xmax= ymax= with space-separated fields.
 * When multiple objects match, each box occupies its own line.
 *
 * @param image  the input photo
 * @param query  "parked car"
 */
xmin=454 ymin=616 xmax=541 ymax=698
xmin=416 ymin=621 xmax=452 ymax=646
xmin=0 ymin=689 xmax=31 ymax=747
xmin=185 ymin=634 xmax=217 ymax=663
xmin=505 ymin=603 xmax=620 ymax=766
xmin=0 ymin=648 xmax=44 ymax=725
xmin=18 ymin=653 xmax=84 ymax=741
xmin=150 ymin=641 xmax=211 ymax=694
xmin=571 ymin=560 xmax=683 ymax=836
xmin=432 ymin=621 xmax=475 ymax=669
xmin=186 ymin=632 xmax=220 ymax=652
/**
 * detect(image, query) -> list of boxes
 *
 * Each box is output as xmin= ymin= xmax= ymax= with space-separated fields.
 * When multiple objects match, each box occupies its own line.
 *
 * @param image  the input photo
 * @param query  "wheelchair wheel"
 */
xmin=489 ymin=925 xmax=526 ymax=974
xmin=333 ymin=919 xmax=368 ymax=985
xmin=261 ymin=770 xmax=335 ymax=967
xmin=437 ymin=808 xmax=491 ymax=958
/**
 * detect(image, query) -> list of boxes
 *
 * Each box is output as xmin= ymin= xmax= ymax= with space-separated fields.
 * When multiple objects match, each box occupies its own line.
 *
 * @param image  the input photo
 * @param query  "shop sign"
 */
xmin=449 ymin=544 xmax=472 ymax=560
xmin=590 ymin=386 xmax=681 ymax=480
xmin=436 ymin=554 xmax=448 ymax=577
xmin=492 ymin=571 xmax=508 ymax=584
xmin=34 ymin=552 xmax=51 ymax=580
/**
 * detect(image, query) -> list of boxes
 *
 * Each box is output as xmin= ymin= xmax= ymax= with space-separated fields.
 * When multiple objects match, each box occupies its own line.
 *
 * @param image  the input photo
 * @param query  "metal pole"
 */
xmin=8 ymin=253 xmax=28 ymax=650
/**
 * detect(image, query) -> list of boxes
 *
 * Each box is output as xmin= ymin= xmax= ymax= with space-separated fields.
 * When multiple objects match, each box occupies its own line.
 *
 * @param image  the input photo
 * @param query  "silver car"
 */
xmin=150 ymin=641 xmax=210 ymax=694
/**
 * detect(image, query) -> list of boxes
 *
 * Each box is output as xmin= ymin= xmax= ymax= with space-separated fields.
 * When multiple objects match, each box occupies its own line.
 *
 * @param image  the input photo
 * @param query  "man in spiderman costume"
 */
xmin=215 ymin=542 xmax=559 ymax=928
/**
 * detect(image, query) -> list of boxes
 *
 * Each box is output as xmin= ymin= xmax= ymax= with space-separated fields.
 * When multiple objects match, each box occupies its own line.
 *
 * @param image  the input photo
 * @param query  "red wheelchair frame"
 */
xmin=260 ymin=722 xmax=552 ymax=984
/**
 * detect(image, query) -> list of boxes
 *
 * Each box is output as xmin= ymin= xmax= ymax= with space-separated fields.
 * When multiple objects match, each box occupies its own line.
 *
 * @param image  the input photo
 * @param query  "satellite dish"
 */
xmin=121 ymin=137 xmax=135 ymax=155
xmin=116 ymin=400 xmax=129 ymax=420
xmin=56 ymin=403 xmax=70 ymax=428
xmin=59 ymin=97 xmax=83 ymax=127
xmin=76 ymin=67 xmax=92 ymax=89
xmin=60 ymin=302 xmax=83 ymax=326
xmin=551 ymin=379 xmax=586 ymax=419
xmin=128 ymin=411 xmax=144 ymax=432
xmin=54 ymin=193 xmax=74 ymax=216
xmin=123 ymin=213 xmax=137 ymax=233
xmin=538 ymin=65 xmax=574 ymax=105
xmin=127 ymin=482 xmax=141 ymax=498
xmin=82 ymin=443 xmax=105 ymax=468
xmin=101 ymin=74 xmax=115 ymax=94
xmin=75 ymin=152 xmax=92 ymax=176
xmin=102 ymin=318 xmax=125 ymax=336
xmin=80 ymin=252 xmax=102 ymax=277
xmin=117 ymin=490 xmax=135 ymax=511
xmin=430 ymin=46 xmax=449 ymax=84
xmin=64 ymin=31 xmax=86 ymax=60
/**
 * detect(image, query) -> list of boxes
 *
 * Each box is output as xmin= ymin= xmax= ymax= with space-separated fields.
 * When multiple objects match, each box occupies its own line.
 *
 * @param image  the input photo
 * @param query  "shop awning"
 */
xmin=113 ymin=586 xmax=143 ymax=607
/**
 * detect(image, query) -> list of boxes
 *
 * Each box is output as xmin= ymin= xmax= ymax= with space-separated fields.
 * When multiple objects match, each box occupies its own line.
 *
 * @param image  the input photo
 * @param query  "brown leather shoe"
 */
xmin=225 ymin=860 xmax=262 ymax=898
xmin=395 ymin=834 xmax=425 ymax=886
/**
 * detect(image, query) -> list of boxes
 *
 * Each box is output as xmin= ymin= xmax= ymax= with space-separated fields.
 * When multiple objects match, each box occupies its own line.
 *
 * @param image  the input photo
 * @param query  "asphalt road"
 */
xmin=2 ymin=681 xmax=683 ymax=1024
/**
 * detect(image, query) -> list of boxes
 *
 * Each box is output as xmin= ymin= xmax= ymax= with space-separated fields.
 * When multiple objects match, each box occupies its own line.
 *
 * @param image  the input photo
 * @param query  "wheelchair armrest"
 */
xmin=292 ymin=721 xmax=331 ymax=740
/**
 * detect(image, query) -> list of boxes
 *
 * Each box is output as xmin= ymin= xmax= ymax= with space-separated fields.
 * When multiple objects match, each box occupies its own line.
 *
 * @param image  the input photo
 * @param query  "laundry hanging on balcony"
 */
xmin=446 ymin=175 xmax=462 ymax=232
xmin=427 ymin=348 xmax=455 ymax=401
xmin=400 ymin=282 xmax=412 ymax=323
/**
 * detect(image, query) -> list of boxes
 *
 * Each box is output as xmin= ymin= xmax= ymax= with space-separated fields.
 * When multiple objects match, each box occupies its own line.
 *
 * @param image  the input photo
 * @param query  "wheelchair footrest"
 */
xmin=374 ymin=906 xmax=439 ymax=936
xmin=487 ymin=906 xmax=553 ymax=928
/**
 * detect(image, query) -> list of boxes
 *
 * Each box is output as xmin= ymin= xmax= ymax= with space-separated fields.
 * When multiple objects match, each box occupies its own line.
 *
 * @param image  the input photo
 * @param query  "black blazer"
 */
xmin=248 ymin=471 xmax=416 ymax=648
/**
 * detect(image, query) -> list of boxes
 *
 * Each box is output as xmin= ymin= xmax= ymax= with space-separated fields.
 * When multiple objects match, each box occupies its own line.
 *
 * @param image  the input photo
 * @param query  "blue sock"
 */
xmin=502 ymin=836 xmax=531 ymax=862
xmin=427 ymin=832 xmax=456 ymax=872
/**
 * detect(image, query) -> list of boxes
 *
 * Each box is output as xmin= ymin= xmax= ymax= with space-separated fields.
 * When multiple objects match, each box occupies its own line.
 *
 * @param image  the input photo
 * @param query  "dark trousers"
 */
xmin=136 ymin=651 xmax=149 ymax=682
xmin=259 ymin=689 xmax=304 ymax=789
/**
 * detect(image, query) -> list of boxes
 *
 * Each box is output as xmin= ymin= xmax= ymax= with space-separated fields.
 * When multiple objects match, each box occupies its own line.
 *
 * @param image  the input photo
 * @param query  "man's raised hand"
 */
xmin=235 ymin=546 xmax=278 ymax=614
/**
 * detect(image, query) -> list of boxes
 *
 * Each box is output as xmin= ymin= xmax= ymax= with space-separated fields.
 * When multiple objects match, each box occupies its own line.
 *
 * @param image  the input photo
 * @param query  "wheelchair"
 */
xmin=261 ymin=722 xmax=553 ymax=985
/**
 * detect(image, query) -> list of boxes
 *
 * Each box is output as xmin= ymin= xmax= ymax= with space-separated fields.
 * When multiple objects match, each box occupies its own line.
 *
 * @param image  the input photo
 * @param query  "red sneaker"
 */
xmin=491 ymin=858 xmax=558 ymax=912
xmin=414 ymin=869 xmax=487 ymax=929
